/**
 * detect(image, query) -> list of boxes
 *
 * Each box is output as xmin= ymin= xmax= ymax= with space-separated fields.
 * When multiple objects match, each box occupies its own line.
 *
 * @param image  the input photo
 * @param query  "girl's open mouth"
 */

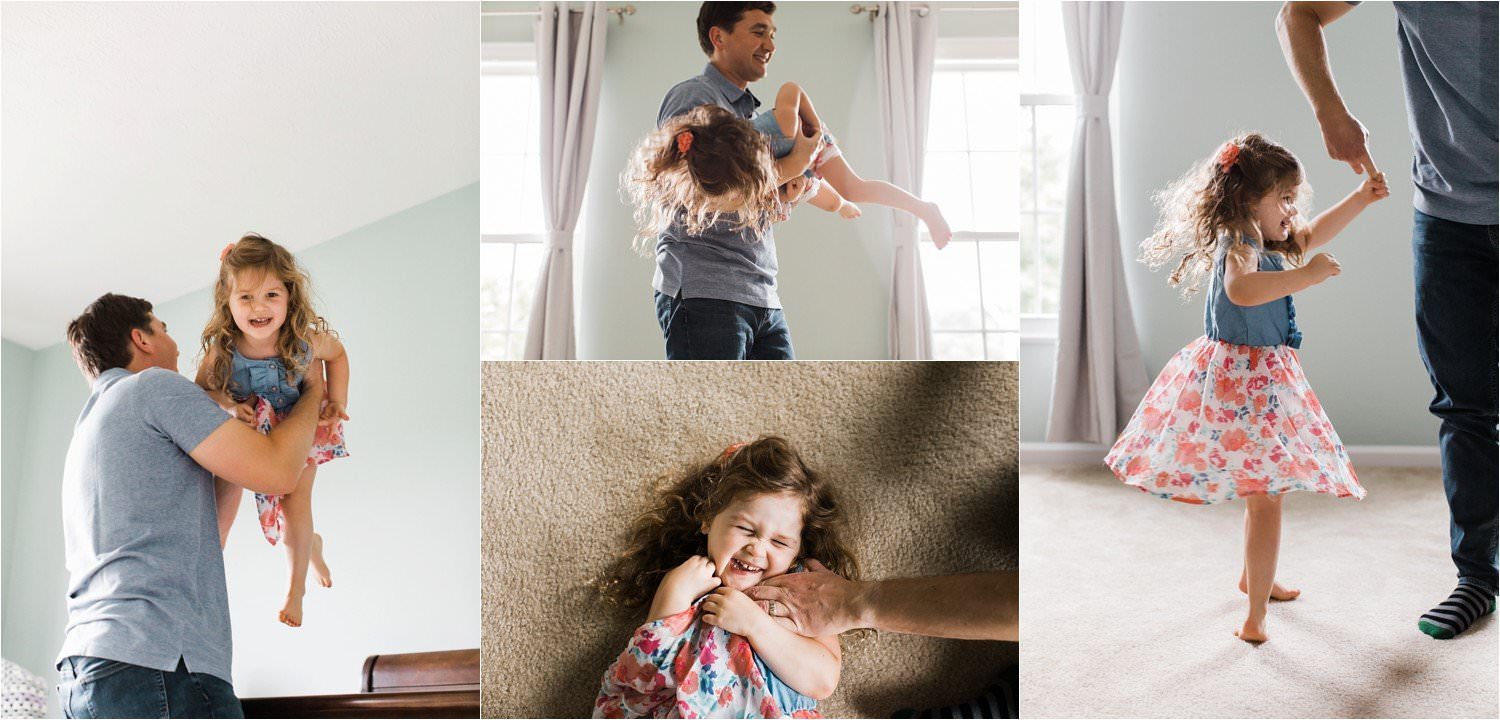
xmin=729 ymin=557 xmax=763 ymax=574
xmin=249 ymin=317 xmax=273 ymax=328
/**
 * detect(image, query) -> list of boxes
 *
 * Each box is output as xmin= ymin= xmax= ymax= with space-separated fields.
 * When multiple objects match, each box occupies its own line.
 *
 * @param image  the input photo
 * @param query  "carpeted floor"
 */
xmin=481 ymin=362 xmax=1018 ymax=718
xmin=1020 ymin=465 xmax=1498 ymax=718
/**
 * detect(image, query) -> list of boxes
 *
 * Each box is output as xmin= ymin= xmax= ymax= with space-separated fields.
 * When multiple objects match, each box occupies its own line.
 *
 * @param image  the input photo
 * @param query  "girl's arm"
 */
xmin=313 ymin=333 xmax=350 ymax=425
xmin=1300 ymin=172 xmax=1389 ymax=251
xmin=1223 ymin=247 xmax=1340 ymax=306
xmin=701 ymin=587 xmax=841 ymax=700
xmin=647 ymin=555 xmax=722 ymax=621
xmin=195 ymin=356 xmax=256 ymax=424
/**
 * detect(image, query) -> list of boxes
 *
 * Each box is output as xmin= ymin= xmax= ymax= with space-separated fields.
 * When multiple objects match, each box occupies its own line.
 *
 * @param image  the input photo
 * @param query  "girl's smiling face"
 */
xmin=229 ymin=270 xmax=289 ymax=344
xmin=702 ymin=491 xmax=804 ymax=591
xmin=1251 ymin=185 xmax=1299 ymax=242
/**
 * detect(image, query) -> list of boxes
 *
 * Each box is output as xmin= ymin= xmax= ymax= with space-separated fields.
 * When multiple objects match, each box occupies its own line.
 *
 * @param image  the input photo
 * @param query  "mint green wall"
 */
xmin=1 ymin=339 xmax=38 ymax=600
xmin=1022 ymin=2 xmax=1435 ymax=446
xmin=0 ymin=185 xmax=480 ymax=702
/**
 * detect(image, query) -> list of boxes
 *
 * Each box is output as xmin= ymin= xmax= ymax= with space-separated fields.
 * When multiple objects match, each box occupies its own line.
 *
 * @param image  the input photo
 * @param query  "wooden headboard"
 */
xmin=242 ymin=649 xmax=479 ymax=718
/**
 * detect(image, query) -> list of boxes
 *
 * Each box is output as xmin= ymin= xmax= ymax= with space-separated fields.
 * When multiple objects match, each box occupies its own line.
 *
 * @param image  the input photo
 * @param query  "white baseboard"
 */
xmin=1020 ymin=442 xmax=1442 ymax=468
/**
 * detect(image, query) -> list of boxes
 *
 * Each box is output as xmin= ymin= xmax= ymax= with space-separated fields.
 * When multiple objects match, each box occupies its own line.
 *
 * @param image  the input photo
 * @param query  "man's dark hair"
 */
xmin=66 ymin=293 xmax=154 ymax=378
xmin=697 ymin=2 xmax=775 ymax=56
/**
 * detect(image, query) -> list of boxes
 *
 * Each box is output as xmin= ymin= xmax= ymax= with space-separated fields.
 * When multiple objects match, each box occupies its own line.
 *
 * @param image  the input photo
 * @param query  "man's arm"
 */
xmin=775 ymin=133 xmax=819 ymax=186
xmin=745 ymin=560 xmax=1019 ymax=641
xmin=1276 ymin=2 xmax=1378 ymax=176
xmin=189 ymin=362 xmax=325 ymax=496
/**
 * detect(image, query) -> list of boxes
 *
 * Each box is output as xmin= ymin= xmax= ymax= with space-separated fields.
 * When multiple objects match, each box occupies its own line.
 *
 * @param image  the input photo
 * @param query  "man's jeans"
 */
xmin=1413 ymin=209 xmax=1499 ymax=593
xmin=655 ymin=292 xmax=795 ymax=360
xmin=57 ymin=656 xmax=242 ymax=719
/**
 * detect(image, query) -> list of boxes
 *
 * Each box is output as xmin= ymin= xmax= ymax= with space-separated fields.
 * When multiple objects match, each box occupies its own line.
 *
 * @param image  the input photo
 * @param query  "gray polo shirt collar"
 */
xmin=703 ymin=63 xmax=761 ymax=113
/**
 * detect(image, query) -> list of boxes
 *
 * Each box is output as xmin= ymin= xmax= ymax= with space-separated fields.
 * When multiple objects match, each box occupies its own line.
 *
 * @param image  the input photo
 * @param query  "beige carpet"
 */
xmin=481 ymin=362 xmax=1018 ymax=718
xmin=1020 ymin=465 xmax=1498 ymax=718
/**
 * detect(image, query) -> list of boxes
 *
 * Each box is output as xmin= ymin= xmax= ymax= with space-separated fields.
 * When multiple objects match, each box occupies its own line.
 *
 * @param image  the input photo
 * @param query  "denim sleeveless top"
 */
xmin=751 ymin=112 xmax=795 ymax=159
xmin=227 ymin=342 xmax=309 ymax=413
xmin=1204 ymin=239 xmax=1302 ymax=348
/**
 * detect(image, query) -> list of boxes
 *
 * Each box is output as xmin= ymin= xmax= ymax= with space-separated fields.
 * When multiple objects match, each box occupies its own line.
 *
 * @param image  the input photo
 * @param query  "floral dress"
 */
xmin=594 ymin=604 xmax=820 ymax=719
xmin=1105 ymin=239 xmax=1363 ymax=504
xmin=229 ymin=345 xmax=348 ymax=544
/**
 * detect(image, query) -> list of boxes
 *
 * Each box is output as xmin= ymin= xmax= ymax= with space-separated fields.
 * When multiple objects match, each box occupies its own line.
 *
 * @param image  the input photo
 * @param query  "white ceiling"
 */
xmin=2 ymin=2 xmax=479 ymax=349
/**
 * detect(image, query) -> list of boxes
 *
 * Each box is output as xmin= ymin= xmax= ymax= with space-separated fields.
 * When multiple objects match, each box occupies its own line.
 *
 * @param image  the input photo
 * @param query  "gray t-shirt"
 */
xmin=653 ymin=64 xmax=781 ymax=309
xmin=1392 ymin=1 xmax=1498 ymax=225
xmin=57 ymin=367 xmax=234 ymax=682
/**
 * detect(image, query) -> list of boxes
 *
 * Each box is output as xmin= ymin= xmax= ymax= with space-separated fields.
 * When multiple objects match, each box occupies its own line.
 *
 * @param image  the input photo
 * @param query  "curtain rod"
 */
xmin=850 ymin=3 xmax=1019 ymax=19
xmin=480 ymin=4 xmax=635 ymax=24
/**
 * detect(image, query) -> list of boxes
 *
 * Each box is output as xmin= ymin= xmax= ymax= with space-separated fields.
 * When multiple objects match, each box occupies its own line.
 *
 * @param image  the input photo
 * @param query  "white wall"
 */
xmin=0 ymin=186 xmax=481 ymax=707
xmin=1022 ymin=1 xmax=1438 ymax=446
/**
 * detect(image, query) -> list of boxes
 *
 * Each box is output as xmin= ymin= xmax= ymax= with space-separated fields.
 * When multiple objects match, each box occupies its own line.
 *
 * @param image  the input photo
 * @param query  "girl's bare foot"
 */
xmin=839 ymin=202 xmax=862 ymax=219
xmin=310 ymin=533 xmax=333 ymax=589
xmin=1239 ymin=572 xmax=1300 ymax=601
xmin=1235 ymin=616 xmax=1268 ymax=643
xmin=279 ymin=592 xmax=304 ymax=628
xmin=920 ymin=201 xmax=953 ymax=249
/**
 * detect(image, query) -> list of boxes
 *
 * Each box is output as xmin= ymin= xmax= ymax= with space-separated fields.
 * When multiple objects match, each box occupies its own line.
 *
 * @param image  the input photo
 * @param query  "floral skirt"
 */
xmin=252 ymin=395 xmax=348 ymax=545
xmin=1104 ymin=336 xmax=1363 ymax=504
xmin=594 ymin=605 xmax=819 ymax=719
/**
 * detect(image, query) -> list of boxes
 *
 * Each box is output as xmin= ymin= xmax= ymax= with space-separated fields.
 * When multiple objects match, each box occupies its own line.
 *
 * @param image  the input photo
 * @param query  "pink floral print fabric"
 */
xmin=251 ymin=395 xmax=348 ymax=545
xmin=594 ymin=605 xmax=821 ymax=719
xmin=1105 ymin=336 xmax=1364 ymax=504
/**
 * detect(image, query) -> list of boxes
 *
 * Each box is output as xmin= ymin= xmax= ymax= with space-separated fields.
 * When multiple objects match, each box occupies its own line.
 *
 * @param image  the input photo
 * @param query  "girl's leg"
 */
xmin=214 ymin=478 xmax=242 ymax=548
xmin=817 ymin=157 xmax=953 ymax=247
xmin=806 ymin=180 xmax=860 ymax=218
xmin=773 ymin=82 xmax=803 ymax=139
xmin=1238 ymin=493 xmax=1284 ymax=643
xmin=1239 ymin=566 xmax=1301 ymax=600
xmin=277 ymin=464 xmax=331 ymax=627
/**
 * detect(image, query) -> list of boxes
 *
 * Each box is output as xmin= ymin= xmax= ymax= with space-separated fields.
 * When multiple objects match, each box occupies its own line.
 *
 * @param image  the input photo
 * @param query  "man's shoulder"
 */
xmin=659 ymin=73 xmax=727 ymax=125
xmin=133 ymin=367 xmax=194 ymax=391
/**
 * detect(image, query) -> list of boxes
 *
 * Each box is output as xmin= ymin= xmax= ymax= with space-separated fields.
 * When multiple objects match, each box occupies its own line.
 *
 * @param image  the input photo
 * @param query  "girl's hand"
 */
xmin=233 ymin=400 xmax=257 ymax=426
xmin=701 ymin=586 xmax=769 ymax=638
xmin=319 ymin=400 xmax=350 ymax=427
xmin=661 ymin=555 xmax=722 ymax=605
xmin=837 ymin=201 xmax=862 ymax=220
xmin=1357 ymin=172 xmax=1390 ymax=205
xmin=1307 ymin=252 xmax=1342 ymax=281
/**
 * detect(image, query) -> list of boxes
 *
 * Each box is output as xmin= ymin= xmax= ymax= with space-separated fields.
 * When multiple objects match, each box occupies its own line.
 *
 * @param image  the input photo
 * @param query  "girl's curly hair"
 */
xmin=623 ymin=104 xmax=779 ymax=253
xmin=1141 ymin=132 xmax=1311 ymax=295
xmin=598 ymin=435 xmax=859 ymax=611
xmin=199 ymin=233 xmax=332 ymax=398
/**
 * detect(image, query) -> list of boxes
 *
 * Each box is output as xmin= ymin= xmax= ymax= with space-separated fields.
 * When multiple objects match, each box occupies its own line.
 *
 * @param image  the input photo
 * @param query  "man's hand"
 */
xmin=700 ymin=586 xmax=769 ymax=637
xmin=743 ymin=559 xmax=864 ymax=638
xmin=1319 ymin=109 xmax=1379 ymax=177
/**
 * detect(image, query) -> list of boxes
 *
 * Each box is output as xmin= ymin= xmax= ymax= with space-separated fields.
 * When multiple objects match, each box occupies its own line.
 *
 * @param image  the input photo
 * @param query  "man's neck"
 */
xmin=710 ymin=59 xmax=749 ymax=90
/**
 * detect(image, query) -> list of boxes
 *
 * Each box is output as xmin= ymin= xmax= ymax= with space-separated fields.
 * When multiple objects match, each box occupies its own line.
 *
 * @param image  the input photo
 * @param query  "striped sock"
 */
xmin=1418 ymin=581 xmax=1496 ymax=639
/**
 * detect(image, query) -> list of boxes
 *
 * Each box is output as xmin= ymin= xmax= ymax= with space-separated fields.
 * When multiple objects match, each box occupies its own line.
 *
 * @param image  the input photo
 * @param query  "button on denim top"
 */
xmin=1204 ymin=238 xmax=1302 ymax=348
xmin=228 ymin=343 xmax=309 ymax=413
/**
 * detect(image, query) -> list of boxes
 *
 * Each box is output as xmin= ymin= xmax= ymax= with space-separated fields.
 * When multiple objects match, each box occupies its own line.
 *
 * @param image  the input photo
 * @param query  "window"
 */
xmin=1019 ymin=0 xmax=1071 ymax=337
xmin=920 ymin=35 xmax=1021 ymax=360
xmin=480 ymin=42 xmax=545 ymax=361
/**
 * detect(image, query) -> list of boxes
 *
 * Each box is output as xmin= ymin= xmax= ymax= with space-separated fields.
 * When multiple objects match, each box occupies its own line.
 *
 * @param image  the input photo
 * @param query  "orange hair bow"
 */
xmin=1217 ymin=142 xmax=1241 ymax=173
xmin=719 ymin=441 xmax=747 ymax=463
xmin=677 ymin=130 xmax=694 ymax=155
xmin=219 ymin=243 xmax=236 ymax=262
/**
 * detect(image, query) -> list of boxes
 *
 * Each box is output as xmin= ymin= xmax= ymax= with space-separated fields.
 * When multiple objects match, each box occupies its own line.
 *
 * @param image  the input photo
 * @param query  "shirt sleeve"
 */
xmin=138 ymin=368 xmax=233 ymax=453
xmin=657 ymin=80 xmax=720 ymax=128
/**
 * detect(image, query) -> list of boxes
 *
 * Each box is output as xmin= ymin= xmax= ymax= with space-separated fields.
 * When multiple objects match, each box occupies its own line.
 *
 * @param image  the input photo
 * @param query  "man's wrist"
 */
xmin=846 ymin=579 xmax=877 ymax=633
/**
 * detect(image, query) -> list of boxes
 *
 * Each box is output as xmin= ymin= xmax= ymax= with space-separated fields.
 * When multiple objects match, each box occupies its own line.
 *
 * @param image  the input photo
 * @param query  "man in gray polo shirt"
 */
xmin=652 ymin=1 xmax=819 ymax=360
xmin=55 ymin=293 xmax=323 ymax=718
xmin=1279 ymin=1 xmax=1498 ymax=639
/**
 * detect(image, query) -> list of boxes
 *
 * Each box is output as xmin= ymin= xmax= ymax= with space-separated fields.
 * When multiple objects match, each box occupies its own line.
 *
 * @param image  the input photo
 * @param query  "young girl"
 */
xmin=197 ymin=233 xmax=350 ymax=628
xmin=1105 ymin=133 xmax=1388 ymax=643
xmin=594 ymin=436 xmax=858 ymax=718
xmin=753 ymin=81 xmax=952 ymax=248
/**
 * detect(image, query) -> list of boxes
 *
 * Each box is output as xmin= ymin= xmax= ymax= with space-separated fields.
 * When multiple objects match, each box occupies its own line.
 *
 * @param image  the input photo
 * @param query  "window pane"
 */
xmin=510 ymin=242 xmax=546 ymax=330
xmin=922 ymin=239 xmax=982 ymax=330
xmin=970 ymin=151 xmax=1018 ymax=233
xmin=481 ymin=75 xmax=533 ymax=156
xmin=927 ymin=72 xmax=969 ymax=153
xmin=1035 ymin=104 xmax=1073 ymax=212
xmin=481 ymin=332 xmax=510 ymax=362
xmin=1021 ymin=0 xmax=1071 ymax=95
xmin=1020 ymin=107 xmax=1036 ymax=213
xmin=933 ymin=332 xmax=983 ymax=361
xmin=965 ymin=71 xmax=1017 ymax=152
xmin=1038 ymin=212 xmax=1064 ymax=315
xmin=1020 ymin=214 xmax=1039 ymax=315
xmin=922 ymin=151 xmax=973 ymax=230
xmin=507 ymin=332 xmax=527 ymax=362
xmin=480 ymin=243 xmax=516 ymax=334
xmin=986 ymin=332 xmax=1020 ymax=361
xmin=521 ymin=151 xmax=546 ymax=231
xmin=481 ymin=154 xmax=525 ymax=235
xmin=980 ymin=240 xmax=1020 ymax=331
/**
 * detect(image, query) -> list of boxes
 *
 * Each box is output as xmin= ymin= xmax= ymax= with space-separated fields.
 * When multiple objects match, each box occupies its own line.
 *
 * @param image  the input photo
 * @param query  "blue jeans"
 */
xmin=57 ymin=656 xmax=242 ymax=719
xmin=655 ymin=292 xmax=795 ymax=360
xmin=1413 ymin=209 xmax=1499 ymax=593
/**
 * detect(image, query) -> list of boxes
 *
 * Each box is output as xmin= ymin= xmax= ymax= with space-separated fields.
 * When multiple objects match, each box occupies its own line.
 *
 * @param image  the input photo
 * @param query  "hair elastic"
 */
xmin=1217 ymin=142 xmax=1241 ymax=173
xmin=676 ymin=130 xmax=694 ymax=155
xmin=219 ymin=243 xmax=236 ymax=262
xmin=719 ymin=441 xmax=747 ymax=463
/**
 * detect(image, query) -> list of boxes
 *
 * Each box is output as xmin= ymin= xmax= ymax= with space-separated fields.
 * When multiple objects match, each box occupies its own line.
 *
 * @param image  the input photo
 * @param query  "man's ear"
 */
xmin=709 ymin=25 xmax=724 ymax=51
xmin=701 ymin=520 xmax=710 ymax=535
xmin=129 ymin=326 xmax=155 ymax=357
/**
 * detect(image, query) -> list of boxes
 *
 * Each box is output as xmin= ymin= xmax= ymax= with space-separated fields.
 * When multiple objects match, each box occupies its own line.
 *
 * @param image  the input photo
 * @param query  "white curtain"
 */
xmin=874 ymin=2 xmax=937 ymax=361
xmin=525 ymin=2 xmax=607 ymax=360
xmin=1045 ymin=1 xmax=1148 ymax=443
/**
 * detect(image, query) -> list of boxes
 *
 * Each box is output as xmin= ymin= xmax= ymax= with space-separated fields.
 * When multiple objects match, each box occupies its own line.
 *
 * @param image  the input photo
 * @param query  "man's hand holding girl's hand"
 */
xmin=1356 ymin=172 xmax=1390 ymax=205
xmin=700 ymin=586 xmax=768 ymax=638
